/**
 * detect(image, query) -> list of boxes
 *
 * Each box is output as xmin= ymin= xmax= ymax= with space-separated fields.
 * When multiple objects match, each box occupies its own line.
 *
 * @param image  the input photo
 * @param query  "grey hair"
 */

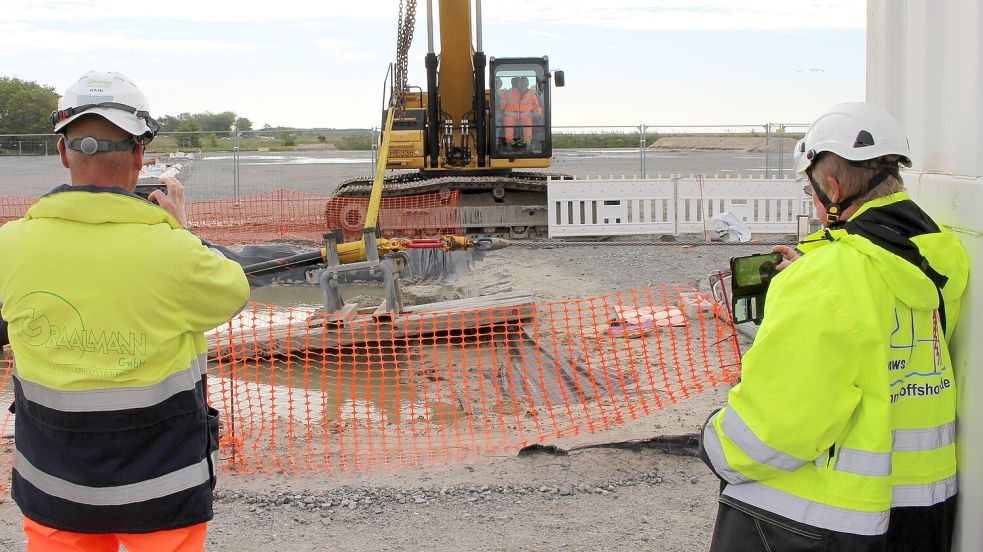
xmin=811 ymin=153 xmax=904 ymax=206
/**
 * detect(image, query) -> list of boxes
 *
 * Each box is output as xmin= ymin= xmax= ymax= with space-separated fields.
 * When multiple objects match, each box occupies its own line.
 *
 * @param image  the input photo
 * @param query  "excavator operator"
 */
xmin=500 ymin=76 xmax=543 ymax=149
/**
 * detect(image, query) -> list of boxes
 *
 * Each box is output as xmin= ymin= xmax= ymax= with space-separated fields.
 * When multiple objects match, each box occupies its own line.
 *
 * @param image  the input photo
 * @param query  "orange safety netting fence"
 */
xmin=206 ymin=285 xmax=740 ymax=474
xmin=0 ymin=189 xmax=460 ymax=246
xmin=0 ymin=286 xmax=739 ymax=481
xmin=0 ymin=196 xmax=33 ymax=225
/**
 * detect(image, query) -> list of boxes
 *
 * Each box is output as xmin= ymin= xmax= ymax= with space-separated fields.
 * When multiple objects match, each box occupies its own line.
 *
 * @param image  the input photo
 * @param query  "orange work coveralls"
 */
xmin=500 ymin=87 xmax=542 ymax=142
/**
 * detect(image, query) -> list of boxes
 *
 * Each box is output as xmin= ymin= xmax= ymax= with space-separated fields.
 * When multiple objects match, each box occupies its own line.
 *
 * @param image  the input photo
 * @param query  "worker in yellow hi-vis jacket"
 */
xmin=0 ymin=71 xmax=249 ymax=552
xmin=700 ymin=102 xmax=969 ymax=551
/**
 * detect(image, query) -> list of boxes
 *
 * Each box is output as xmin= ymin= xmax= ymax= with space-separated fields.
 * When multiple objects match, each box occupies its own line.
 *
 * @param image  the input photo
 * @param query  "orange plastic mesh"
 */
xmin=0 ymin=195 xmax=33 ymax=225
xmin=206 ymin=285 xmax=740 ymax=474
xmin=0 ymin=288 xmax=739 ymax=486
xmin=0 ymin=189 xmax=459 ymax=246
xmin=0 ymin=192 xmax=741 ymax=479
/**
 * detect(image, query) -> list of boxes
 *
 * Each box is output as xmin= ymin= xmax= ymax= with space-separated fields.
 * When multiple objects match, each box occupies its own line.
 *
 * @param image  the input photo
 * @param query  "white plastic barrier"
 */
xmin=547 ymin=176 xmax=815 ymax=238
xmin=547 ymin=177 xmax=676 ymax=237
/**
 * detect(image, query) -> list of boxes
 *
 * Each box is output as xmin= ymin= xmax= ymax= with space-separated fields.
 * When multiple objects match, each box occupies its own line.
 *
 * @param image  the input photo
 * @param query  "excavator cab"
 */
xmin=381 ymin=56 xmax=560 ymax=170
xmin=489 ymin=57 xmax=556 ymax=159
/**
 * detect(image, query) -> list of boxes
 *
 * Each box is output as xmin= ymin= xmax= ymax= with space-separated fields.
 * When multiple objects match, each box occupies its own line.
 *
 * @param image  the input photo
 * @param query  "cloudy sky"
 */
xmin=2 ymin=1 xmax=866 ymax=129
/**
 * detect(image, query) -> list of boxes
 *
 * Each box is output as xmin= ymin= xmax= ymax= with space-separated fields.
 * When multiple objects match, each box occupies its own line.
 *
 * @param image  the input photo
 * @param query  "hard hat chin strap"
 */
xmin=808 ymin=159 xmax=901 ymax=226
xmin=807 ymin=170 xmax=845 ymax=225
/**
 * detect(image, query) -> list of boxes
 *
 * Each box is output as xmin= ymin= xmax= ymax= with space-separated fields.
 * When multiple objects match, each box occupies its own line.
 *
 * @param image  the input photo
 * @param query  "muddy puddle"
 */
xmin=249 ymin=282 xmax=386 ymax=309
xmin=209 ymin=335 xmax=508 ymax=427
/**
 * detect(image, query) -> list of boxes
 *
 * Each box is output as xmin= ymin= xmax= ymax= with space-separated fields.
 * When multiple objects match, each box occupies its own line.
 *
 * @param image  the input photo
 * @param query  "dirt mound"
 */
xmin=650 ymin=135 xmax=797 ymax=153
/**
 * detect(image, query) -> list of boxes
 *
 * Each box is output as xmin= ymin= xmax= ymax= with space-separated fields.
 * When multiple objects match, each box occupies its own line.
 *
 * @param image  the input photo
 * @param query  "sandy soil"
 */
xmin=0 ymin=241 xmax=771 ymax=551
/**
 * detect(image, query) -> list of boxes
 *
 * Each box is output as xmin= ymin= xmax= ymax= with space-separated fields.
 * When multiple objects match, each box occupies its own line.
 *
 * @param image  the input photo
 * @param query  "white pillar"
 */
xmin=867 ymin=2 xmax=983 ymax=550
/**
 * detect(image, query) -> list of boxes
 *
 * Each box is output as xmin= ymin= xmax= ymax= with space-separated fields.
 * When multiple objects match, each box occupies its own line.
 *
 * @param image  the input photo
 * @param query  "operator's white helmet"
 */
xmin=793 ymin=102 xmax=912 ymax=175
xmin=52 ymin=71 xmax=159 ymax=141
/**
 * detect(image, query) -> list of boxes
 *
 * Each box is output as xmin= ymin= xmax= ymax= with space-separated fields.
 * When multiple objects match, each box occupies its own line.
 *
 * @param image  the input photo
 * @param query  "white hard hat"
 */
xmin=52 ymin=71 xmax=159 ymax=141
xmin=793 ymin=102 xmax=912 ymax=175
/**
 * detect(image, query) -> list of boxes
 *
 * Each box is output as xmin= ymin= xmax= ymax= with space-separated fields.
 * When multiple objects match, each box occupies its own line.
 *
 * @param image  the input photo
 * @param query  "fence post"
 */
xmin=672 ymin=174 xmax=680 ymax=236
xmin=233 ymin=130 xmax=241 ymax=200
xmin=764 ymin=123 xmax=772 ymax=178
xmin=370 ymin=127 xmax=379 ymax=178
xmin=639 ymin=123 xmax=647 ymax=177
xmin=777 ymin=124 xmax=786 ymax=177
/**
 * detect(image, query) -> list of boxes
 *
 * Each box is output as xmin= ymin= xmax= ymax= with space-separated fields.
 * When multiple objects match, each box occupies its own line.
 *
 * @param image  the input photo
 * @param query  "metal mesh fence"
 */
xmin=640 ymin=125 xmax=802 ymax=179
xmin=550 ymin=126 xmax=647 ymax=179
xmin=0 ymin=124 xmax=806 ymax=200
xmin=145 ymin=129 xmax=378 ymax=199
xmin=0 ymin=134 xmax=57 ymax=157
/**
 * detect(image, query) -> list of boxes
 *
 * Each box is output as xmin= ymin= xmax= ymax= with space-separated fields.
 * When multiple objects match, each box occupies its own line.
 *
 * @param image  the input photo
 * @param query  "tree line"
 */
xmin=0 ymin=77 xmax=59 ymax=135
xmin=0 ymin=75 xmax=255 ymax=136
xmin=159 ymin=112 xmax=253 ymax=134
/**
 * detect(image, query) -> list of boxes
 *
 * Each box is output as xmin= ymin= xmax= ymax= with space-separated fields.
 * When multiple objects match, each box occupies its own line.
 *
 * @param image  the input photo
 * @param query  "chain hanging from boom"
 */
xmin=393 ymin=0 xmax=418 ymax=117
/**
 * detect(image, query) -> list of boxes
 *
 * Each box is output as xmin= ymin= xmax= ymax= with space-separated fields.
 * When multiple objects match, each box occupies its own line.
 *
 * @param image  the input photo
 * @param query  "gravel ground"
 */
xmin=0 ymin=240 xmax=780 ymax=551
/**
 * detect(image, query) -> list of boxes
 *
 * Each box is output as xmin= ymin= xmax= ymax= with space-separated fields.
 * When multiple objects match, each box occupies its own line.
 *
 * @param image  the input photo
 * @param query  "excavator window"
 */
xmin=491 ymin=62 xmax=549 ymax=157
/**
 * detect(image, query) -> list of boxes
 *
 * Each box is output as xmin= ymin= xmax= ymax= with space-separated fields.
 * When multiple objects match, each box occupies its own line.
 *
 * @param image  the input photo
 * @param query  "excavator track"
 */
xmin=332 ymin=171 xmax=571 ymax=198
xmin=329 ymin=172 xmax=573 ymax=239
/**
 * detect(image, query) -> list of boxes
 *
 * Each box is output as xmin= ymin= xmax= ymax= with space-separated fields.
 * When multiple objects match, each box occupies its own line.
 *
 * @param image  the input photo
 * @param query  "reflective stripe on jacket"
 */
xmin=0 ymin=185 xmax=249 ymax=533
xmin=701 ymin=192 xmax=968 ymax=536
xmin=500 ymin=88 xmax=542 ymax=114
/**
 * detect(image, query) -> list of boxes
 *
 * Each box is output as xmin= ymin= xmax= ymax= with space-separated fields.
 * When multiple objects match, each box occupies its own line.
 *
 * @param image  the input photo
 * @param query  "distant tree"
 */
xmin=175 ymin=119 xmax=202 ymax=148
xmin=337 ymin=133 xmax=372 ymax=150
xmin=157 ymin=114 xmax=186 ymax=133
xmin=0 ymin=76 xmax=59 ymax=134
xmin=156 ymin=111 xmax=250 ymax=133
xmin=195 ymin=111 xmax=236 ymax=133
xmin=279 ymin=131 xmax=296 ymax=147
xmin=234 ymin=117 xmax=253 ymax=131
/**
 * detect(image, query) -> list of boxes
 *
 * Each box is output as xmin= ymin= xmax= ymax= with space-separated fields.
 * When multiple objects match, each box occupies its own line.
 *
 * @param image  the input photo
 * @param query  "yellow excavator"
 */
xmin=331 ymin=0 xmax=566 ymax=239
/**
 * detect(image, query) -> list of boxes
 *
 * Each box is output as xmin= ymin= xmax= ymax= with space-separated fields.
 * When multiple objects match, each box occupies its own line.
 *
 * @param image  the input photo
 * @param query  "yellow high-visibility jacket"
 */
xmin=0 ymin=185 xmax=249 ymax=533
xmin=702 ymin=192 xmax=968 ymax=535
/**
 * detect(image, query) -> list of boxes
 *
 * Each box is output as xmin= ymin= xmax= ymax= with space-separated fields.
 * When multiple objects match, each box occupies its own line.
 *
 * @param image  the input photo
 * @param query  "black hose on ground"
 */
xmin=241 ymin=251 xmax=326 ymax=277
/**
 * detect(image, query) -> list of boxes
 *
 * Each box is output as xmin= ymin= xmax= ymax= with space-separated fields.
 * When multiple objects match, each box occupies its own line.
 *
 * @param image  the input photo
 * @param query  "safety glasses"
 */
xmin=51 ymin=102 xmax=160 ymax=136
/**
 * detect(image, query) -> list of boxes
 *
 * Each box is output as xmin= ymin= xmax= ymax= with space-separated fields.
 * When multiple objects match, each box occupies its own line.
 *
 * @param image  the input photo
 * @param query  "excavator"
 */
xmin=329 ymin=0 xmax=566 ymax=239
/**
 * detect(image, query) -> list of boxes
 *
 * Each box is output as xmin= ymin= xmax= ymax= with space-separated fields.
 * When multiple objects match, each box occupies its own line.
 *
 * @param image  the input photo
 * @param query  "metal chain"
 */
xmin=393 ymin=0 xmax=417 ymax=116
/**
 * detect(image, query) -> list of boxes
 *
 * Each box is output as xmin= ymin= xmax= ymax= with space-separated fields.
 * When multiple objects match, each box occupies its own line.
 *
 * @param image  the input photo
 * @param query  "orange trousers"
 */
xmin=24 ymin=517 xmax=207 ymax=552
xmin=503 ymin=113 xmax=534 ymax=142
